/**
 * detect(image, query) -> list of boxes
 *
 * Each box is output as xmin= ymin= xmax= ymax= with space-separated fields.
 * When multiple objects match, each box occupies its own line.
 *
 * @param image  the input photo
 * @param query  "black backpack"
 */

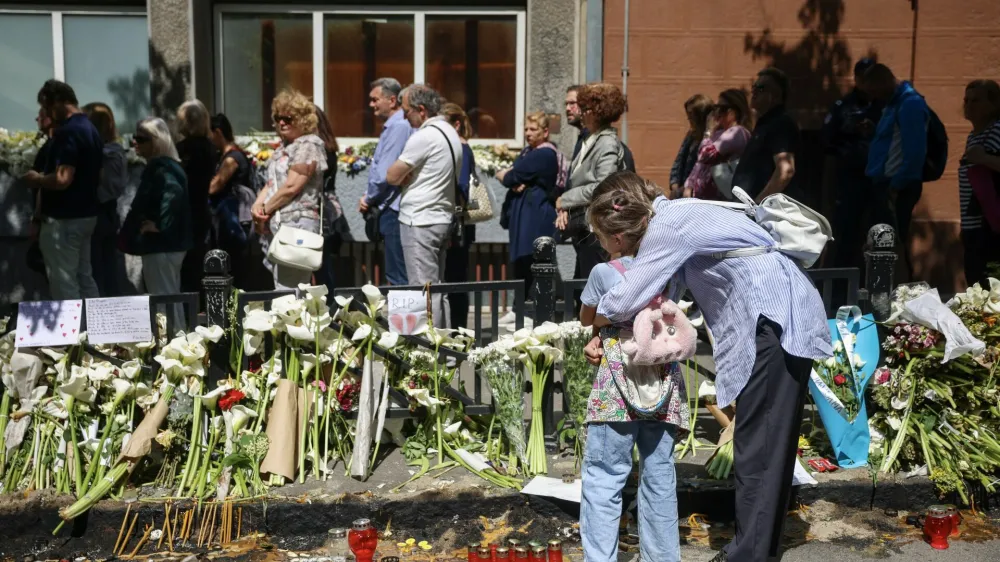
xmin=923 ymin=106 xmax=948 ymax=182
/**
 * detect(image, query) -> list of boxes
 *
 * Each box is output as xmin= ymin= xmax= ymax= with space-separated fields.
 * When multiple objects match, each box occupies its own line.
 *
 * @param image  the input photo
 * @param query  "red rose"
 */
xmin=833 ymin=374 xmax=847 ymax=386
xmin=218 ymin=389 xmax=246 ymax=411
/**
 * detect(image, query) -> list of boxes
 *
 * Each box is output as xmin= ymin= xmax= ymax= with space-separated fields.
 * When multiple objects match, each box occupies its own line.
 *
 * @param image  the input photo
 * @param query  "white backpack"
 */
xmin=693 ymin=186 xmax=834 ymax=269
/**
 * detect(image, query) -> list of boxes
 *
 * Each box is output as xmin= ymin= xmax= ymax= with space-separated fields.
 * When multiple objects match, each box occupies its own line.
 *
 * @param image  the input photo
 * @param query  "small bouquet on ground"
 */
xmin=509 ymin=322 xmax=563 ymax=476
xmin=470 ymin=335 xmax=527 ymax=474
xmin=556 ymin=321 xmax=593 ymax=467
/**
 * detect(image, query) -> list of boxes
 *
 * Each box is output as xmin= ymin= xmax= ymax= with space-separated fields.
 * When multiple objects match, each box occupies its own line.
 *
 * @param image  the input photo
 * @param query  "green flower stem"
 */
xmin=194 ymin=420 xmax=221 ymax=500
xmin=67 ymin=409 xmax=84 ymax=496
xmin=433 ymin=340 xmax=443 ymax=466
xmin=880 ymin=357 xmax=920 ymax=473
xmin=81 ymin=398 xmax=123 ymax=494
xmin=177 ymin=399 xmax=203 ymax=496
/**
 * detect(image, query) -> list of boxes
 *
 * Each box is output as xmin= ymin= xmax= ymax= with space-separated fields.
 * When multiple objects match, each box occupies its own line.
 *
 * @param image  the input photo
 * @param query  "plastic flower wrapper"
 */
xmin=557 ymin=321 xmax=595 ymax=465
xmin=472 ymin=337 xmax=528 ymax=469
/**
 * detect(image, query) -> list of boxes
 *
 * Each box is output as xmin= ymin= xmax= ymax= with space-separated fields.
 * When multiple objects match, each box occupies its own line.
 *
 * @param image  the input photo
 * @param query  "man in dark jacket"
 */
xmin=732 ymin=67 xmax=800 ymax=202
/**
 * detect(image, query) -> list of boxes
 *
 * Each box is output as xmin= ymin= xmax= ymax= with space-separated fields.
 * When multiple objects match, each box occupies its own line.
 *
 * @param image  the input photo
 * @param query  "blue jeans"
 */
xmin=379 ymin=208 xmax=407 ymax=285
xmin=581 ymin=421 xmax=680 ymax=562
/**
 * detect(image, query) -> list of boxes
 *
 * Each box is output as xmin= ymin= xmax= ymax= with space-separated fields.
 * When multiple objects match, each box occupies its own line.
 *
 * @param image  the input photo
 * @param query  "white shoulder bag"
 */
xmin=266 ymin=182 xmax=325 ymax=272
xmin=687 ymin=186 xmax=833 ymax=268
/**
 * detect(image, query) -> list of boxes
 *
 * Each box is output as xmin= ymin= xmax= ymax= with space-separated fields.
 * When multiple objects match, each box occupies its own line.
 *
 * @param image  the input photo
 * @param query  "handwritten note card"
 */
xmin=387 ymin=290 xmax=428 ymax=335
xmin=85 ymin=296 xmax=153 ymax=345
xmin=15 ymin=300 xmax=83 ymax=348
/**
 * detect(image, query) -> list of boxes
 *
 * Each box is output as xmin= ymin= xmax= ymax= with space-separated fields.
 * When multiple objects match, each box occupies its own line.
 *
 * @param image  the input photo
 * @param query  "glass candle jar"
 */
xmin=924 ymin=506 xmax=951 ymax=550
xmin=477 ymin=547 xmax=492 ymax=562
xmin=529 ymin=546 xmax=547 ymax=562
xmin=327 ymin=528 xmax=349 ymax=559
xmin=348 ymin=519 xmax=378 ymax=562
xmin=944 ymin=505 xmax=961 ymax=537
xmin=468 ymin=543 xmax=481 ymax=562
xmin=513 ymin=546 xmax=530 ymax=560
xmin=496 ymin=546 xmax=512 ymax=562
xmin=507 ymin=539 xmax=522 ymax=551
xmin=547 ymin=540 xmax=563 ymax=562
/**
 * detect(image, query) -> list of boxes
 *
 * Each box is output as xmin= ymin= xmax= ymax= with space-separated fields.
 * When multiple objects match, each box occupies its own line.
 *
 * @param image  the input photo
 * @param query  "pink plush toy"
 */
xmin=620 ymin=297 xmax=698 ymax=365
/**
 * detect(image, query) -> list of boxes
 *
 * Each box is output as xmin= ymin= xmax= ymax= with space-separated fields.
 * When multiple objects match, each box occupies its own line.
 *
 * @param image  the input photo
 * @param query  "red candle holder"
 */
xmin=547 ymin=539 xmax=563 ymax=562
xmin=348 ymin=518 xmax=379 ymax=562
xmin=924 ymin=506 xmax=951 ymax=550
xmin=944 ymin=505 xmax=961 ymax=537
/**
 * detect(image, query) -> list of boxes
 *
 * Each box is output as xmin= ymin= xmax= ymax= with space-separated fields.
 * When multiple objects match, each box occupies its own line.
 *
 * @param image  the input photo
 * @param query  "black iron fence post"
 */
xmin=865 ymin=224 xmax=898 ymax=321
xmin=203 ymin=249 xmax=233 ymax=384
xmin=530 ymin=236 xmax=559 ymax=451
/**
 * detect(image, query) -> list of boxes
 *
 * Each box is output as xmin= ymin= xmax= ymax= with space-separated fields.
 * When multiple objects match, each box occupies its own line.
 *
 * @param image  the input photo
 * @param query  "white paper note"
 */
xmin=14 ymin=300 xmax=83 ymax=348
xmin=521 ymin=475 xmax=583 ymax=503
xmin=387 ymin=290 xmax=428 ymax=335
xmin=85 ymin=296 xmax=153 ymax=345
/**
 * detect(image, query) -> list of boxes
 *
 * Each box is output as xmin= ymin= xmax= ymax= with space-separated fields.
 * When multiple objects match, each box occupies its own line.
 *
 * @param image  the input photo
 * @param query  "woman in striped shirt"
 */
xmin=586 ymin=172 xmax=830 ymax=562
xmin=959 ymin=79 xmax=1000 ymax=288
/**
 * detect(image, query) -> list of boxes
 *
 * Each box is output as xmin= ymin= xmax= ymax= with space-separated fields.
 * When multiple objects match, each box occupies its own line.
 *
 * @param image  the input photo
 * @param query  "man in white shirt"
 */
xmin=386 ymin=84 xmax=462 ymax=328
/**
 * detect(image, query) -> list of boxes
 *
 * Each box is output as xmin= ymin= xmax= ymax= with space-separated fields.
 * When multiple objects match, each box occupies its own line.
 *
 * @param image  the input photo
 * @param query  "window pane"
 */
xmin=64 ymin=15 xmax=150 ymax=134
xmin=426 ymin=16 xmax=517 ymax=139
xmin=0 ymin=14 xmax=53 ymax=131
xmin=325 ymin=16 xmax=413 ymax=138
xmin=222 ymin=14 xmax=313 ymax=134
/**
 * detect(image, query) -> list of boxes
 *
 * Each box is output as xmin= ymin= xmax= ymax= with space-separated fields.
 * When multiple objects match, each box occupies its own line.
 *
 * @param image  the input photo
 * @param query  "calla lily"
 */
xmin=677 ymin=300 xmax=694 ymax=313
xmin=286 ymin=322 xmax=318 ymax=341
xmin=155 ymin=356 xmax=187 ymax=378
xmin=121 ymin=360 xmax=142 ymax=380
xmin=361 ymin=284 xmax=386 ymax=315
xmin=532 ymin=322 xmax=561 ymax=344
xmin=58 ymin=373 xmax=96 ymax=405
xmin=240 ymin=372 xmax=262 ymax=401
xmin=271 ymin=294 xmax=304 ymax=324
xmin=986 ymin=278 xmax=1000 ymax=314
xmin=88 ymin=362 xmax=115 ymax=385
xmin=223 ymin=404 xmax=258 ymax=434
xmin=333 ymin=295 xmax=354 ymax=314
xmin=41 ymin=396 xmax=69 ymax=420
xmin=443 ymin=420 xmax=462 ymax=435
xmin=378 ymin=331 xmax=400 ymax=349
xmin=38 ymin=348 xmax=67 ymax=362
xmin=420 ymin=327 xmax=455 ymax=346
xmin=689 ymin=314 xmax=705 ymax=328
xmin=298 ymin=283 xmax=329 ymax=298
xmin=244 ymin=309 xmax=275 ymax=332
xmin=136 ymin=387 xmax=158 ymax=409
xmin=301 ymin=353 xmax=331 ymax=378
xmin=111 ymin=378 xmax=136 ymax=402
xmin=243 ymin=331 xmax=263 ymax=355
xmin=195 ymin=325 xmax=225 ymax=343
xmin=405 ymin=387 xmax=447 ymax=413
xmin=199 ymin=384 xmax=233 ymax=411
xmin=352 ymin=324 xmax=373 ymax=342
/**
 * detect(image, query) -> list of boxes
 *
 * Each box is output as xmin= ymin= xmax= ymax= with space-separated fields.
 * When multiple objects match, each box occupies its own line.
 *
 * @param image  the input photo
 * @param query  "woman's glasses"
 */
xmin=133 ymin=135 xmax=152 ymax=144
xmin=713 ymin=104 xmax=733 ymax=114
xmin=272 ymin=114 xmax=294 ymax=125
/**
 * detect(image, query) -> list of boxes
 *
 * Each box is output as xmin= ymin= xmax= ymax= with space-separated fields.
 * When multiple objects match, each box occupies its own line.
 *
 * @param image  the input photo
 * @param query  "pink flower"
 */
xmin=875 ymin=368 xmax=892 ymax=385
xmin=312 ymin=380 xmax=327 ymax=393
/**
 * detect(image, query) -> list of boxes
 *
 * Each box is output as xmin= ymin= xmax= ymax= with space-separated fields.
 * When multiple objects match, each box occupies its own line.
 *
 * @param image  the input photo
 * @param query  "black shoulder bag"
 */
xmin=363 ymin=187 xmax=401 ymax=243
xmin=429 ymin=123 xmax=467 ymax=246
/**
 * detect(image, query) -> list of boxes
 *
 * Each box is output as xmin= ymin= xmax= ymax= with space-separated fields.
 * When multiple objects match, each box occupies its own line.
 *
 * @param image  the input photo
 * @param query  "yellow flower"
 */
xmin=418 ymin=540 xmax=432 ymax=550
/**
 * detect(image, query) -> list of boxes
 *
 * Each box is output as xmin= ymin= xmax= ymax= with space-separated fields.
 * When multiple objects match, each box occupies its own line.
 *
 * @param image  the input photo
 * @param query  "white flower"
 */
xmin=121 ymin=360 xmax=141 ymax=380
xmin=271 ymin=294 xmax=304 ymax=326
xmin=531 ymin=322 xmax=561 ymax=345
xmin=240 ymin=371 xmax=262 ymax=401
xmin=243 ymin=331 xmax=263 ymax=355
xmin=300 ymin=353 xmax=330 ymax=378
xmin=87 ymin=362 xmax=115 ymax=385
xmin=443 ymin=421 xmax=462 ymax=436
xmin=677 ymin=300 xmax=694 ymax=313
xmin=352 ymin=324 xmax=373 ymax=342
xmin=223 ymin=404 xmax=258 ymax=435
xmin=58 ymin=372 xmax=96 ymax=405
xmin=405 ymin=387 xmax=447 ymax=413
xmin=38 ymin=348 xmax=67 ymax=362
xmin=887 ymin=415 xmax=902 ymax=431
xmin=361 ymin=284 xmax=386 ymax=316
xmin=195 ymin=325 xmax=224 ymax=343
xmin=41 ymin=397 xmax=69 ymax=420
xmin=456 ymin=327 xmax=476 ymax=339
xmin=924 ymin=389 xmax=939 ymax=401
xmin=244 ymin=309 xmax=275 ymax=332
xmin=890 ymin=394 xmax=910 ymax=410
xmin=286 ymin=322 xmax=318 ymax=341
xmin=377 ymin=331 xmax=400 ymax=349
xmin=986 ymin=278 xmax=1000 ymax=314
xmin=334 ymin=295 xmax=354 ymax=308
xmin=853 ymin=354 xmax=865 ymax=368
xmin=111 ymin=378 xmax=136 ymax=402
xmin=199 ymin=384 xmax=232 ymax=411
xmin=833 ymin=341 xmax=844 ymax=353
xmin=824 ymin=357 xmax=837 ymax=369
xmin=136 ymin=386 xmax=158 ymax=409
xmin=298 ymin=283 xmax=329 ymax=298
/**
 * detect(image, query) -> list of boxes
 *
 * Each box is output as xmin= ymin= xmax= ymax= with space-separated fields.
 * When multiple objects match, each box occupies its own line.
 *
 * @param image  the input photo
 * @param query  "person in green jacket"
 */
xmin=123 ymin=117 xmax=193 ymax=329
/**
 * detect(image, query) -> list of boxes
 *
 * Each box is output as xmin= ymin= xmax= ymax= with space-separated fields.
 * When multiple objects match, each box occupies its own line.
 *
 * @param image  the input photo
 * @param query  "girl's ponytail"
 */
xmin=587 ymin=171 xmax=659 ymax=255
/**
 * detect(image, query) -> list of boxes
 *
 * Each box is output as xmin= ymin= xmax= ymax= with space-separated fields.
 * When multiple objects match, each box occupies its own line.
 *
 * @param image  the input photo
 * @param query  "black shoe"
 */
xmin=709 ymin=551 xmax=728 ymax=562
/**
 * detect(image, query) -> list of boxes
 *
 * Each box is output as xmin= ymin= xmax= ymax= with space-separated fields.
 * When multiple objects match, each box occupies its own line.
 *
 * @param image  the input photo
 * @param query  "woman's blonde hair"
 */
xmin=967 ymin=79 xmax=1000 ymax=123
xmin=83 ymin=102 xmax=118 ymax=143
xmin=683 ymin=94 xmax=713 ymax=139
xmin=176 ymin=99 xmax=211 ymax=138
xmin=137 ymin=117 xmax=180 ymax=161
xmin=272 ymin=89 xmax=319 ymax=134
xmin=441 ymin=102 xmax=473 ymax=139
xmin=587 ymin=171 xmax=659 ymax=256
xmin=525 ymin=111 xmax=550 ymax=131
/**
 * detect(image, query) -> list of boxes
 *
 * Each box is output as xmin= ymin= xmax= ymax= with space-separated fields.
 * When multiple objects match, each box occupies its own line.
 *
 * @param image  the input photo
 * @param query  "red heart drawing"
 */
xmin=389 ymin=314 xmax=404 ymax=333
xmin=19 ymin=337 xmax=23 ymax=341
xmin=405 ymin=313 xmax=418 ymax=333
xmin=76 ymin=303 xmax=80 ymax=307
xmin=72 ymin=329 xmax=77 ymax=334
xmin=73 ymin=316 xmax=78 ymax=320
xmin=60 ymin=323 xmax=64 ymax=328
xmin=62 ymin=333 xmax=67 ymax=337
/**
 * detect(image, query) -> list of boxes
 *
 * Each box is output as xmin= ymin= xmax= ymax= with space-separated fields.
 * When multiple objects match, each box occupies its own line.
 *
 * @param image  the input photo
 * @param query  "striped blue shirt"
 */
xmin=596 ymin=196 xmax=832 ymax=406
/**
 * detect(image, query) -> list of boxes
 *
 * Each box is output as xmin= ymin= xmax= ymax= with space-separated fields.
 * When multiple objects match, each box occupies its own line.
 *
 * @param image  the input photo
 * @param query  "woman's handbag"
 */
xmin=266 ymin=185 xmax=325 ymax=272
xmin=711 ymin=157 xmax=739 ymax=200
xmin=464 ymin=171 xmax=496 ymax=224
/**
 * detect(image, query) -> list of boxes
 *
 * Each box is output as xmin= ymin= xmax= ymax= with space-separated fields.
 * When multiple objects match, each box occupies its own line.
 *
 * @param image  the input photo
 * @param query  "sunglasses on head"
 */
xmin=272 ymin=114 xmax=294 ymax=125
xmin=133 ymin=135 xmax=152 ymax=144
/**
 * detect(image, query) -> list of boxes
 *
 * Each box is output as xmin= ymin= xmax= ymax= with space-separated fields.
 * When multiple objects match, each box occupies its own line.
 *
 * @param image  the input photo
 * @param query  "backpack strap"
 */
xmin=608 ymin=259 xmax=628 ymax=276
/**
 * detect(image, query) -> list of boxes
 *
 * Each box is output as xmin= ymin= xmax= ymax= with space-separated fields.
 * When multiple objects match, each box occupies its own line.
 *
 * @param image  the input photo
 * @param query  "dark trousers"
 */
xmin=379 ymin=209 xmax=407 ymax=285
xmin=963 ymin=226 xmax=1000 ymax=288
xmin=90 ymin=202 xmax=126 ymax=297
xmin=314 ymin=234 xmax=344 ymax=296
xmin=872 ymin=181 xmax=923 ymax=280
xmin=511 ymin=254 xmax=533 ymax=319
xmin=445 ymin=227 xmax=474 ymax=329
xmin=725 ymin=317 xmax=813 ymax=562
xmin=831 ymin=176 xmax=876 ymax=270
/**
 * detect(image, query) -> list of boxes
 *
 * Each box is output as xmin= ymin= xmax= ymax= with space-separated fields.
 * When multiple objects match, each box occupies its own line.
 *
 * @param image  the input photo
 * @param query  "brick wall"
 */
xmin=604 ymin=0 xmax=1000 ymax=291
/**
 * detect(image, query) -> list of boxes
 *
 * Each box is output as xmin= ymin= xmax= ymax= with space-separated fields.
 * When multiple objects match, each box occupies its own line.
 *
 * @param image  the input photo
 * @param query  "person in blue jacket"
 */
xmin=496 ymin=111 xmax=567 ymax=306
xmin=863 ymin=63 xmax=929 ymax=278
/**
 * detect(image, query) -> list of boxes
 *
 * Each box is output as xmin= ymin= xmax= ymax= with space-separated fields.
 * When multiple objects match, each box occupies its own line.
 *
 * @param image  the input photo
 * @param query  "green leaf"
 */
xmin=222 ymin=453 xmax=252 ymax=469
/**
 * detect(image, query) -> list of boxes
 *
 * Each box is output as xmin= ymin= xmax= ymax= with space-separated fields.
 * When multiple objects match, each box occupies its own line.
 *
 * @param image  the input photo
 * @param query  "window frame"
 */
xmin=0 ymin=6 xmax=147 ymax=83
xmin=214 ymin=4 xmax=527 ymax=146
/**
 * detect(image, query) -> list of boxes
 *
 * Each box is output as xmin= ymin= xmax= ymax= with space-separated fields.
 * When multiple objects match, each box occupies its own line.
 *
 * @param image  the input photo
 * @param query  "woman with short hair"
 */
xmin=251 ymin=89 xmax=328 ymax=289
xmin=121 ymin=117 xmax=192 ymax=329
xmin=175 ymin=99 xmax=218 ymax=292
xmin=83 ymin=102 xmax=129 ymax=296
xmin=556 ymin=82 xmax=628 ymax=289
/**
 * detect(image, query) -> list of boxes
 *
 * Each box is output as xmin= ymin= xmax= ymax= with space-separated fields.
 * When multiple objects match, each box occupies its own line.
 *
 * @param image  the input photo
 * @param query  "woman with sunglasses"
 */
xmin=251 ymin=89 xmax=328 ymax=289
xmin=683 ymin=89 xmax=752 ymax=201
xmin=121 ymin=118 xmax=192 ymax=329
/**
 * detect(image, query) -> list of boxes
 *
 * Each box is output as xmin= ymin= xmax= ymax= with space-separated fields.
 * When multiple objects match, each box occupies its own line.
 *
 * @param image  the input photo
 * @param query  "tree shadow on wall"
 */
xmin=149 ymin=45 xmax=191 ymax=119
xmin=743 ymin=0 xmax=877 ymax=212
xmin=107 ymin=68 xmax=151 ymax=129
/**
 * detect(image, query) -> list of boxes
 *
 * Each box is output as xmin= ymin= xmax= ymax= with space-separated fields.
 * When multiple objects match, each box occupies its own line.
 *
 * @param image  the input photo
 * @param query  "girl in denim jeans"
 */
xmin=578 ymin=173 xmax=690 ymax=562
